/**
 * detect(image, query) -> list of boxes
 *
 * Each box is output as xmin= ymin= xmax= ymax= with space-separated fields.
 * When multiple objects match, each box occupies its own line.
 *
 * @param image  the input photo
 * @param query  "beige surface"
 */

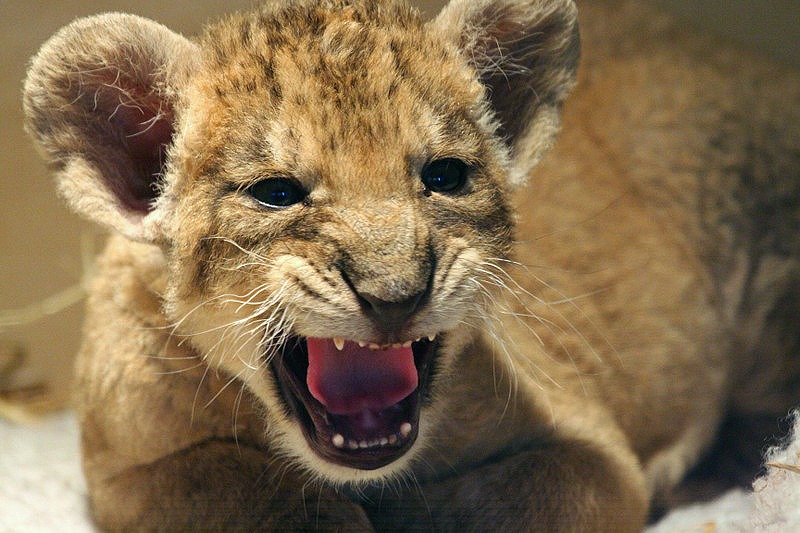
xmin=0 ymin=0 xmax=797 ymax=403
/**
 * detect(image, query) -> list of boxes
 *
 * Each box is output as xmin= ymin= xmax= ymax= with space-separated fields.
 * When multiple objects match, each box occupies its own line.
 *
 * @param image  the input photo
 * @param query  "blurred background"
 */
xmin=1 ymin=0 xmax=799 ymax=411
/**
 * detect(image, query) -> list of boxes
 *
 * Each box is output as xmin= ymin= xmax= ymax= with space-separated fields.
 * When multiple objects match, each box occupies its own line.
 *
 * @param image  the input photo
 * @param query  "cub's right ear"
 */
xmin=23 ymin=14 xmax=198 ymax=243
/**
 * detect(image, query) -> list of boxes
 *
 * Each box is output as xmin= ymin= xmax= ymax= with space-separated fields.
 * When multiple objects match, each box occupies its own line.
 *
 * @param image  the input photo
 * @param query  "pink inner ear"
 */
xmin=120 ymin=103 xmax=174 ymax=209
xmin=94 ymin=70 xmax=175 ymax=214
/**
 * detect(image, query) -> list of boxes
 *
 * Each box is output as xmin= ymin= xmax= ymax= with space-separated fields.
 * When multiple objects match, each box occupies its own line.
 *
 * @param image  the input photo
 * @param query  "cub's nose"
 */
xmin=356 ymin=289 xmax=427 ymax=332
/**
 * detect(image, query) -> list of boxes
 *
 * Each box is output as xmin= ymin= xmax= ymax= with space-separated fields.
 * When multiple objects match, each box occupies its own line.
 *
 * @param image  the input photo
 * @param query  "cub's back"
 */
xmin=509 ymin=0 xmax=800 ymax=495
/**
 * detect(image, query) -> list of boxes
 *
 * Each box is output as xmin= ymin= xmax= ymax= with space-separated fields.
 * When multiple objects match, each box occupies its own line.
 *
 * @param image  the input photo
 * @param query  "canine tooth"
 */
xmin=400 ymin=422 xmax=412 ymax=438
xmin=332 ymin=434 xmax=345 ymax=448
xmin=427 ymin=334 xmax=436 ymax=342
xmin=333 ymin=337 xmax=345 ymax=351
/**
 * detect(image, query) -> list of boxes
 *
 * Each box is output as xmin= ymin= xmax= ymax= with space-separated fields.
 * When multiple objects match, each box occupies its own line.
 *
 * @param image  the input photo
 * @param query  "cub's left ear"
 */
xmin=433 ymin=0 xmax=580 ymax=188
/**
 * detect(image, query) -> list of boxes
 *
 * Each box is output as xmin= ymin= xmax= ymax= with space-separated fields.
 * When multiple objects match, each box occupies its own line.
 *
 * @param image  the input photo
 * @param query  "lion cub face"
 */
xmin=24 ymin=0 xmax=578 ymax=482
xmin=166 ymin=2 xmax=514 ymax=478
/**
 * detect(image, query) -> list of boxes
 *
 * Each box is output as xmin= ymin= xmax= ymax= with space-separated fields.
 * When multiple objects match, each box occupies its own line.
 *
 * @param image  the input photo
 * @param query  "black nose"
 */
xmin=357 ymin=290 xmax=426 ymax=331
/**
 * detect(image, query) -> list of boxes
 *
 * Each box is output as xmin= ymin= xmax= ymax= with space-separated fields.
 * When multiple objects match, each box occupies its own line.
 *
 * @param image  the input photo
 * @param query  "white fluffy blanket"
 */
xmin=2 ymin=411 xmax=799 ymax=532
xmin=1 ymin=411 xmax=93 ymax=532
xmin=649 ymin=411 xmax=800 ymax=532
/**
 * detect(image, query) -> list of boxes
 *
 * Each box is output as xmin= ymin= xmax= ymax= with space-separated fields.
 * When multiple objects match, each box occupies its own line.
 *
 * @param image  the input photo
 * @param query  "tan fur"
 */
xmin=23 ymin=0 xmax=800 ymax=530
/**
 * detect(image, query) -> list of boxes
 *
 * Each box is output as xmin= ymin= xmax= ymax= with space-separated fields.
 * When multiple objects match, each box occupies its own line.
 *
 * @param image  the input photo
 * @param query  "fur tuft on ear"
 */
xmin=434 ymin=0 xmax=580 ymax=188
xmin=23 ymin=13 xmax=198 ymax=242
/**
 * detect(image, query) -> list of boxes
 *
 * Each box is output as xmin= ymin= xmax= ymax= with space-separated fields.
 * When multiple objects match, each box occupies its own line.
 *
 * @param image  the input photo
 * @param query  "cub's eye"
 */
xmin=246 ymin=178 xmax=307 ymax=208
xmin=421 ymin=158 xmax=469 ymax=194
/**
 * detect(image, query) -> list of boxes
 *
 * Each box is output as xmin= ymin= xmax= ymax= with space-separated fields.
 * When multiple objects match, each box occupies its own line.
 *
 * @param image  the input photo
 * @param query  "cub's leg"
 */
xmin=87 ymin=440 xmax=374 ymax=532
xmin=367 ymin=438 xmax=648 ymax=532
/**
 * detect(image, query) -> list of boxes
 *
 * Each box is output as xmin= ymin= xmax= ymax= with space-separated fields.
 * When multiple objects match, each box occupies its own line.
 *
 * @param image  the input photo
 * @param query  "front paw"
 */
xmin=366 ymin=439 xmax=647 ymax=532
xmin=271 ymin=488 xmax=375 ymax=533
xmin=87 ymin=440 xmax=376 ymax=531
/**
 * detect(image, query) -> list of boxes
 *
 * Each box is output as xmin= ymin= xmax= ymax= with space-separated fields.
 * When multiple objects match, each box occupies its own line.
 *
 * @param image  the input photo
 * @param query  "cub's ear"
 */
xmin=23 ymin=13 xmax=198 ymax=242
xmin=433 ymin=0 xmax=580 ymax=188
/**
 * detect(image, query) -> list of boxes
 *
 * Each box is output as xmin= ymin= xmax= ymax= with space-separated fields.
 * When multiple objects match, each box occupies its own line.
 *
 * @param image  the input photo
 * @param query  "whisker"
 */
xmin=481 ymin=272 xmax=590 ymax=395
xmin=232 ymin=380 xmax=247 ymax=449
xmin=202 ymin=235 xmax=271 ymax=263
xmin=153 ymin=361 xmax=206 ymax=376
xmin=460 ymin=256 xmax=601 ymax=398
xmin=477 ymin=259 xmax=614 ymax=367
xmin=203 ymin=366 xmax=251 ymax=410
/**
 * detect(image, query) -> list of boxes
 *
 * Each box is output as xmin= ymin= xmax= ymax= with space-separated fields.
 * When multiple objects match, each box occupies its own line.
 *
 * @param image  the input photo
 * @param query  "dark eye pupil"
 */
xmin=247 ymin=178 xmax=306 ymax=208
xmin=421 ymin=159 xmax=468 ymax=193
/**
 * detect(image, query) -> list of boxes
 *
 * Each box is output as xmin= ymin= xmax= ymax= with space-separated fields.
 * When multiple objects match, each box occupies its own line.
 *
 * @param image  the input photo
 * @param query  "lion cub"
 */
xmin=23 ymin=0 xmax=799 ymax=530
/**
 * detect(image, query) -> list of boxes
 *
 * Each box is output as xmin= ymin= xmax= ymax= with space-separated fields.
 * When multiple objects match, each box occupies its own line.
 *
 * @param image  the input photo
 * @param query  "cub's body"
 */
xmin=24 ymin=0 xmax=799 ymax=530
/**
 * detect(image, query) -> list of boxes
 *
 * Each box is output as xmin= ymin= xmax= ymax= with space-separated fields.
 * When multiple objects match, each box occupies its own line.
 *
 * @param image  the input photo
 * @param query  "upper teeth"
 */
xmin=331 ymin=335 xmax=437 ymax=351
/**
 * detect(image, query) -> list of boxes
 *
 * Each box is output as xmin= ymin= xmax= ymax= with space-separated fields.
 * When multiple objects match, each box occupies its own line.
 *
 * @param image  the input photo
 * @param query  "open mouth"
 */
xmin=272 ymin=335 xmax=438 ymax=470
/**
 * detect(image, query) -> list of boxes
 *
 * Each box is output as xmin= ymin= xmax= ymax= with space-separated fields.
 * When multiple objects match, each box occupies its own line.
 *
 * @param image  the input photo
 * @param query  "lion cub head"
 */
xmin=24 ymin=0 xmax=578 ymax=482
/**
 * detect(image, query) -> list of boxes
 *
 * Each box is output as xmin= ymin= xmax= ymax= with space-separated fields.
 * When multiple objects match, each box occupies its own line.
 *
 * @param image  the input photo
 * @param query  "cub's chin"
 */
xmin=271 ymin=335 xmax=440 ymax=471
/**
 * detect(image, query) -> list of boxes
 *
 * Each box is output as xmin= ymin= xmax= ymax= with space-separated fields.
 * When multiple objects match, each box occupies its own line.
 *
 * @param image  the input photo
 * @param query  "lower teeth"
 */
xmin=331 ymin=423 xmax=413 ymax=450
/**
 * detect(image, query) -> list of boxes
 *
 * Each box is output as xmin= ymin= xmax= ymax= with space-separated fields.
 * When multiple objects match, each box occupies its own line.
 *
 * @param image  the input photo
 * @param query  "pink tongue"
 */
xmin=306 ymin=338 xmax=418 ymax=416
